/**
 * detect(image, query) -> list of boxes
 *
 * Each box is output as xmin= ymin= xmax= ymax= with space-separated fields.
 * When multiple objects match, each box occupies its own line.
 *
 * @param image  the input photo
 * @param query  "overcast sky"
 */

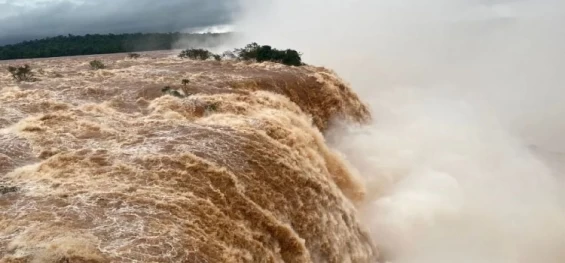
xmin=0 ymin=0 xmax=238 ymax=45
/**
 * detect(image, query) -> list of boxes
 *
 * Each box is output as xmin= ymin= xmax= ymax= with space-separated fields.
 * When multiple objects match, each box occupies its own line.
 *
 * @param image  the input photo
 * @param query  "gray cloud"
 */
xmin=0 ymin=0 xmax=238 ymax=45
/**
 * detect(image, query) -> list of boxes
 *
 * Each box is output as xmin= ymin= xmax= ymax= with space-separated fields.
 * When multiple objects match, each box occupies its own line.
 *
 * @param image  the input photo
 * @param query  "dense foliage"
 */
xmin=178 ymin=48 xmax=212 ymax=60
xmin=0 ymin=32 xmax=232 ymax=60
xmin=234 ymin=43 xmax=303 ymax=66
xmin=178 ymin=43 xmax=304 ymax=66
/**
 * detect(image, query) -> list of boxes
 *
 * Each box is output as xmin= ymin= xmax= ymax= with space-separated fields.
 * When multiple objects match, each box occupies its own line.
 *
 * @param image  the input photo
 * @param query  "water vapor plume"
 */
xmin=235 ymin=0 xmax=565 ymax=262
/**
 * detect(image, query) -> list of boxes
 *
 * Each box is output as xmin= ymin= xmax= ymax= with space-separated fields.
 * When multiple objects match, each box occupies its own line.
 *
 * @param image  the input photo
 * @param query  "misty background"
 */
xmin=233 ymin=0 xmax=565 ymax=262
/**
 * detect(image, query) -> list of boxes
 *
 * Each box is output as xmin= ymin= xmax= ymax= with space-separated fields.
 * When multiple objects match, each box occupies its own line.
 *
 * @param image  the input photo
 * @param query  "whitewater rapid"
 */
xmin=0 ymin=52 xmax=377 ymax=262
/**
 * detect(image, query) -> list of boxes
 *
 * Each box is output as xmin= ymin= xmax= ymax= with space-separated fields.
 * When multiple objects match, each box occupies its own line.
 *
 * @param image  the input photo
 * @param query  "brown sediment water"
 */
xmin=0 ymin=51 xmax=377 ymax=262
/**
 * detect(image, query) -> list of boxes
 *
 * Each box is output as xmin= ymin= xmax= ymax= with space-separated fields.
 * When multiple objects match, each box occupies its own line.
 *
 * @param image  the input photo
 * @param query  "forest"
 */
xmin=0 ymin=32 xmax=232 ymax=60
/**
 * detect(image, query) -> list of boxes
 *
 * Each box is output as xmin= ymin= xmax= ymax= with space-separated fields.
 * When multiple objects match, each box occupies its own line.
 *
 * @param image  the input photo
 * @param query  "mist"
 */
xmin=233 ymin=0 xmax=565 ymax=262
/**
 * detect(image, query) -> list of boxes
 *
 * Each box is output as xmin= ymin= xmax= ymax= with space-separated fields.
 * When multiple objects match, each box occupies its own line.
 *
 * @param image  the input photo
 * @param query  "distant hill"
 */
xmin=0 ymin=32 xmax=233 ymax=60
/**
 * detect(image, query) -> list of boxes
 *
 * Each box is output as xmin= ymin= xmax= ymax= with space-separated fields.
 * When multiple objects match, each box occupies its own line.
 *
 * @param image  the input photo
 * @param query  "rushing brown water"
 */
xmin=0 ymin=51 xmax=377 ymax=262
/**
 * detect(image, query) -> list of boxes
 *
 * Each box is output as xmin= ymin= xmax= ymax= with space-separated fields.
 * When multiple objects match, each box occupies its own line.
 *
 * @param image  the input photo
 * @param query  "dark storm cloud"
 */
xmin=0 ymin=0 xmax=238 ymax=45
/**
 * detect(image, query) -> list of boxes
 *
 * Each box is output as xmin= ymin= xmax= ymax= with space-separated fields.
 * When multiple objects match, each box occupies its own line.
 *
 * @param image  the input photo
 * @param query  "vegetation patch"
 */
xmin=128 ymin=53 xmax=141 ymax=59
xmin=161 ymin=86 xmax=184 ymax=98
xmin=89 ymin=60 xmax=105 ymax=70
xmin=7 ymin=64 xmax=36 ymax=82
xmin=205 ymin=102 xmax=219 ymax=112
xmin=178 ymin=49 xmax=212 ymax=60
xmin=0 ymin=185 xmax=18 ymax=195
xmin=179 ymin=43 xmax=304 ymax=66
xmin=234 ymin=43 xmax=303 ymax=66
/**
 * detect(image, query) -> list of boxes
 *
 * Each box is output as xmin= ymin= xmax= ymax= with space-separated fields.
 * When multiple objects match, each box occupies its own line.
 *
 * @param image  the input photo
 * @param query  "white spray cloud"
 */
xmin=234 ymin=0 xmax=565 ymax=262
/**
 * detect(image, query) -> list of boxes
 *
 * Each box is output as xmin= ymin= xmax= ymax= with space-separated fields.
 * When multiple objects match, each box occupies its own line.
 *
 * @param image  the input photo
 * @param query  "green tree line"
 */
xmin=0 ymin=32 xmax=232 ymax=60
